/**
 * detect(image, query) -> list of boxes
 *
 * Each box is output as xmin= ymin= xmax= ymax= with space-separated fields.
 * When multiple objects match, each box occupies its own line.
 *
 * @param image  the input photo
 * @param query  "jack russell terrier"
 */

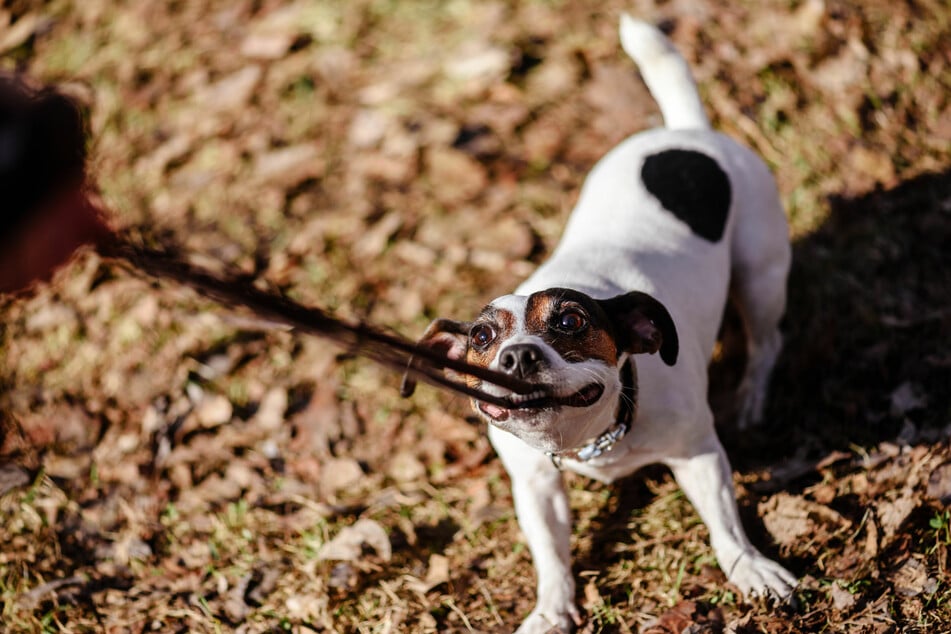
xmin=408 ymin=15 xmax=796 ymax=632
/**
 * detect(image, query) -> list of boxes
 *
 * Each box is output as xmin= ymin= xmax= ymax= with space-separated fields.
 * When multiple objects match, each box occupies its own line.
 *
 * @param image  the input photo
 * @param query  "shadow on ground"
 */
xmin=719 ymin=168 xmax=951 ymax=470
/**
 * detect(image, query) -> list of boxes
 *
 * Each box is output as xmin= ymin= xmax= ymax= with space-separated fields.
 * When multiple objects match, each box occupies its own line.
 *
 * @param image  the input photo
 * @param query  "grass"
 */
xmin=1 ymin=0 xmax=949 ymax=631
xmin=929 ymin=511 xmax=951 ymax=554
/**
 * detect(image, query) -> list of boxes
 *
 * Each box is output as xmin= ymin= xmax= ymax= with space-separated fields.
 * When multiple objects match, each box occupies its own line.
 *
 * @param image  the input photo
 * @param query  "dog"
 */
xmin=408 ymin=16 xmax=796 ymax=632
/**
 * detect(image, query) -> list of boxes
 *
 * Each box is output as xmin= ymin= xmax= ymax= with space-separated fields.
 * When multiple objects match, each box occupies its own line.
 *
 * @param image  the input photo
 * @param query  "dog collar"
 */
xmin=547 ymin=357 xmax=637 ymax=469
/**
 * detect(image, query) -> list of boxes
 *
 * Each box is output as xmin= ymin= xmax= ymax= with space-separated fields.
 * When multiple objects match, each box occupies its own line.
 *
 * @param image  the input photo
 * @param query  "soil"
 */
xmin=2 ymin=1 xmax=950 ymax=632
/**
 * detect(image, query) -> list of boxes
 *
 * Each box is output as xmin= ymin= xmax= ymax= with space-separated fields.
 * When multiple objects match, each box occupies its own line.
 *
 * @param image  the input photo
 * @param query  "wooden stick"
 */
xmin=97 ymin=236 xmax=543 ymax=408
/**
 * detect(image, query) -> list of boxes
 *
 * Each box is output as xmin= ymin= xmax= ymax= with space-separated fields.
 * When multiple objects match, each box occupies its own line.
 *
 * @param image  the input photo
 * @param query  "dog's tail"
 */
xmin=619 ymin=14 xmax=710 ymax=130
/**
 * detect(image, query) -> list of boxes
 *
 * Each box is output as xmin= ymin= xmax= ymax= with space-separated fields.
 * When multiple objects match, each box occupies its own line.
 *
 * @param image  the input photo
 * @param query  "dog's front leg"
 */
xmin=665 ymin=434 xmax=797 ymax=600
xmin=510 ymin=462 xmax=580 ymax=633
xmin=491 ymin=430 xmax=580 ymax=633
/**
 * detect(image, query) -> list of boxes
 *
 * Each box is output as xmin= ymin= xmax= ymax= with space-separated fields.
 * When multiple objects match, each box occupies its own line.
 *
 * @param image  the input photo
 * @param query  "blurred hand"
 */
xmin=0 ymin=73 xmax=111 ymax=294
xmin=0 ymin=186 xmax=110 ymax=293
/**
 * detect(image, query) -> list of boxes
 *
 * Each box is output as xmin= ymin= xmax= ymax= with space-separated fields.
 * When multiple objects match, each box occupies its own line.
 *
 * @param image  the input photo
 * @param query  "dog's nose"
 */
xmin=499 ymin=343 xmax=545 ymax=378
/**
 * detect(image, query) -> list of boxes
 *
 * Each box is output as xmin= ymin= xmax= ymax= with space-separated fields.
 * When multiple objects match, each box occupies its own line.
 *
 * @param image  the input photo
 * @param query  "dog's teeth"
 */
xmin=508 ymin=390 xmax=547 ymax=405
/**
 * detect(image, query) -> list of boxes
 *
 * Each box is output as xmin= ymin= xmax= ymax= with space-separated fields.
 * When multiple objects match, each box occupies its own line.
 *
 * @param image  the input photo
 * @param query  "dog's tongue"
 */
xmin=480 ymin=402 xmax=509 ymax=421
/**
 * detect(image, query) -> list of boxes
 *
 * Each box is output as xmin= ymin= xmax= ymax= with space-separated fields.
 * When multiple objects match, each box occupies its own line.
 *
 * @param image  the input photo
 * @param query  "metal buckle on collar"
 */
xmin=576 ymin=421 xmax=629 ymax=461
xmin=548 ymin=420 xmax=630 ymax=469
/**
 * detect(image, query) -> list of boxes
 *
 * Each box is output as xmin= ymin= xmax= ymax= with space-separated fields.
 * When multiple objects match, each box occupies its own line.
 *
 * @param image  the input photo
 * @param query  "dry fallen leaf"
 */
xmin=0 ymin=13 xmax=48 ymax=54
xmin=583 ymin=63 xmax=655 ymax=144
xmin=891 ymin=558 xmax=937 ymax=598
xmin=196 ymin=66 xmax=263 ymax=112
xmin=253 ymin=387 xmax=288 ymax=431
xmin=253 ymin=144 xmax=323 ymax=186
xmin=387 ymin=451 xmax=426 ymax=483
xmin=582 ymin=577 xmax=601 ymax=611
xmin=406 ymin=554 xmax=450 ymax=594
xmin=876 ymin=487 xmax=918 ymax=545
xmin=320 ymin=456 xmax=364 ymax=495
xmin=643 ymin=600 xmax=723 ymax=634
xmin=444 ymin=40 xmax=510 ymax=85
xmin=353 ymin=212 xmax=404 ymax=260
xmin=0 ymin=464 xmax=29 ymax=496
xmin=425 ymin=147 xmax=488 ymax=206
xmin=830 ymin=582 xmax=857 ymax=611
xmin=195 ymin=394 xmax=233 ymax=428
xmin=525 ymin=54 xmax=579 ymax=104
xmin=349 ymin=109 xmax=391 ymax=149
xmin=759 ymin=492 xmax=851 ymax=554
xmin=318 ymin=518 xmax=392 ymax=562
xmin=926 ymin=461 xmax=951 ymax=504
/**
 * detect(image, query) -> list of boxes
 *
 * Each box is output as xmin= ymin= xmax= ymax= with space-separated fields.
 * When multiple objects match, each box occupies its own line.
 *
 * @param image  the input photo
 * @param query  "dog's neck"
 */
xmin=546 ymin=356 xmax=636 ymax=468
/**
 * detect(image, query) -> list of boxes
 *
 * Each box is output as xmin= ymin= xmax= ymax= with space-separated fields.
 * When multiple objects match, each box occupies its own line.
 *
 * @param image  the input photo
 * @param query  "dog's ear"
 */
xmin=400 ymin=318 xmax=471 ymax=397
xmin=597 ymin=292 xmax=678 ymax=365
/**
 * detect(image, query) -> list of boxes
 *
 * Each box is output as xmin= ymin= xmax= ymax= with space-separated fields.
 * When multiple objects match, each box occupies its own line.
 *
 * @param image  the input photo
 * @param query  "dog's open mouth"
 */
xmin=477 ymin=382 xmax=604 ymax=422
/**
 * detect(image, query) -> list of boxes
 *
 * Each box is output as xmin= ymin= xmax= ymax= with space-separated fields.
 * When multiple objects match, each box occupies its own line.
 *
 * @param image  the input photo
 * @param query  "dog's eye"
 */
xmin=557 ymin=309 xmax=587 ymax=332
xmin=470 ymin=324 xmax=496 ymax=348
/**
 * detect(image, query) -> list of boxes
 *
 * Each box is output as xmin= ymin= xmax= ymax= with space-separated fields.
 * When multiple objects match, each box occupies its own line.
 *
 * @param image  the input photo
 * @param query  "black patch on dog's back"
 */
xmin=641 ymin=149 xmax=731 ymax=242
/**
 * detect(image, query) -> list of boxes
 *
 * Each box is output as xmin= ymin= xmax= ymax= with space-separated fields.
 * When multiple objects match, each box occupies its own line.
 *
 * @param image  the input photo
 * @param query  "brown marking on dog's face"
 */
xmin=524 ymin=289 xmax=619 ymax=365
xmin=402 ymin=304 xmax=520 ymax=397
xmin=465 ymin=306 xmax=516 ymax=385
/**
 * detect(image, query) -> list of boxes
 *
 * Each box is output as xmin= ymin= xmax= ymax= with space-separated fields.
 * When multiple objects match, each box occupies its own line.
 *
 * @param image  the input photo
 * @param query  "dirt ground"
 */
xmin=2 ymin=0 xmax=950 ymax=632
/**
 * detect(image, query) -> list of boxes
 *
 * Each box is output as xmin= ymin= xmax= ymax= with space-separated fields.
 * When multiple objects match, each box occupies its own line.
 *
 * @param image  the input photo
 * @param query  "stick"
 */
xmin=97 ymin=236 xmax=542 ymax=408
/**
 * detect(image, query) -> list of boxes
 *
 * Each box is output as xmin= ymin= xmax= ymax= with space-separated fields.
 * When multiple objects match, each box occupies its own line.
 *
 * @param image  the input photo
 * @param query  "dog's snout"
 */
xmin=499 ymin=343 xmax=545 ymax=378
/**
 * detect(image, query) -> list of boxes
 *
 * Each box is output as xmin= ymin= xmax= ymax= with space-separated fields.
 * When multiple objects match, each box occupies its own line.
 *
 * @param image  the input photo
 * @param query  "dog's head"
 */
xmin=408 ymin=288 xmax=677 ymax=453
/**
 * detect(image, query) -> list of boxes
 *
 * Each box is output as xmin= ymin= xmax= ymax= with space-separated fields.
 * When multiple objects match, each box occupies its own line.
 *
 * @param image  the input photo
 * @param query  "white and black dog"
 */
xmin=411 ymin=16 xmax=796 ymax=632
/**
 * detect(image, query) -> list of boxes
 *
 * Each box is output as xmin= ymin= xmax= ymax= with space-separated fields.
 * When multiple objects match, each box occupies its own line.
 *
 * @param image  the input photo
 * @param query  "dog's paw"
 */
xmin=727 ymin=551 xmax=797 ymax=601
xmin=514 ymin=604 xmax=581 ymax=634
